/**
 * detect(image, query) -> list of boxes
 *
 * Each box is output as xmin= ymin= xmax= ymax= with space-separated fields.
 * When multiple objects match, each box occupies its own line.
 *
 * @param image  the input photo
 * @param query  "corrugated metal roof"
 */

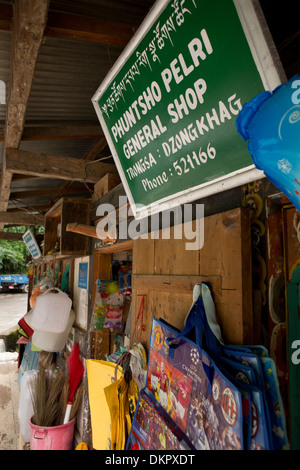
xmin=25 ymin=36 xmax=123 ymax=122
xmin=19 ymin=137 xmax=101 ymax=159
xmin=0 ymin=0 xmax=154 ymax=219
xmin=48 ymin=0 xmax=153 ymax=25
xmin=0 ymin=30 xmax=11 ymax=122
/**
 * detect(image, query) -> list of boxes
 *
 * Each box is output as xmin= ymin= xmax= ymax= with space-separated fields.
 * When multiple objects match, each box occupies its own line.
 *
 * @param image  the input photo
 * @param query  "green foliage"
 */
xmin=0 ymin=225 xmax=44 ymax=274
xmin=0 ymin=245 xmax=27 ymax=273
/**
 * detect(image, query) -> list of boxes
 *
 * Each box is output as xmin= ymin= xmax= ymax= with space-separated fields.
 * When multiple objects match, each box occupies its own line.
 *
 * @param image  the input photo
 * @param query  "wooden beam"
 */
xmin=12 ymin=174 xmax=39 ymax=181
xmin=9 ymin=185 xmax=91 ymax=200
xmin=66 ymin=222 xmax=117 ymax=245
xmin=0 ymin=124 xmax=103 ymax=142
xmin=6 ymin=148 xmax=117 ymax=183
xmin=45 ymin=11 xmax=135 ymax=46
xmin=0 ymin=0 xmax=50 ymax=230
xmin=0 ymin=212 xmax=44 ymax=225
xmin=7 ymin=203 xmax=51 ymax=213
xmin=0 ymin=5 xmax=137 ymax=47
xmin=95 ymin=239 xmax=133 ymax=254
xmin=55 ymin=135 xmax=109 ymax=203
xmin=66 ymin=223 xmax=98 ymax=239
xmin=0 ymin=232 xmax=25 ymax=241
xmin=4 ymin=0 xmax=50 ymax=150
xmin=84 ymin=136 xmax=108 ymax=161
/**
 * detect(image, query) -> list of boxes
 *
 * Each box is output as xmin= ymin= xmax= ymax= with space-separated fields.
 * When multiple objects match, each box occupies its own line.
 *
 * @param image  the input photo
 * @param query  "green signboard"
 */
xmin=92 ymin=0 xmax=283 ymax=218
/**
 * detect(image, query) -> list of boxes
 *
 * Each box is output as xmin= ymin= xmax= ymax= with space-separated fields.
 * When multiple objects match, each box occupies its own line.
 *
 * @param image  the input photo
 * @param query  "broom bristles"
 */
xmin=30 ymin=364 xmax=66 ymax=427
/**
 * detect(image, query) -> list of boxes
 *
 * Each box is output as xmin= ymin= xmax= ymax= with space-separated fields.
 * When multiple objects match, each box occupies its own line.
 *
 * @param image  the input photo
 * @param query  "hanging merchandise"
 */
xmin=24 ymin=308 xmax=75 ymax=353
xmin=18 ymin=341 xmax=39 ymax=388
xmin=127 ymin=283 xmax=289 ymax=451
xmin=18 ymin=369 xmax=38 ymax=443
xmin=27 ymin=267 xmax=34 ymax=281
xmin=104 ymin=373 xmax=131 ymax=450
xmin=118 ymin=265 xmax=132 ymax=296
xmin=31 ymin=309 xmax=75 ymax=353
xmin=128 ymin=343 xmax=148 ymax=391
xmin=30 ymin=287 xmax=72 ymax=334
xmin=91 ymin=280 xmax=124 ymax=330
xmin=86 ymin=351 xmax=139 ymax=451
xmin=86 ymin=359 xmax=124 ymax=450
xmin=63 ymin=343 xmax=85 ymax=424
xmin=61 ymin=264 xmax=70 ymax=292
xmin=29 ymin=278 xmax=54 ymax=308
xmin=18 ymin=311 xmax=34 ymax=338
xmin=182 ymin=283 xmax=289 ymax=450
xmin=127 ymin=318 xmax=244 ymax=450
xmin=236 ymin=74 xmax=300 ymax=212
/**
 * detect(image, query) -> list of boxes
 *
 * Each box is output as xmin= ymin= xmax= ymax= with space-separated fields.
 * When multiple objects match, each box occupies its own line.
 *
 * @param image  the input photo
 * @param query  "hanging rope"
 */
xmin=130 ymin=295 xmax=145 ymax=349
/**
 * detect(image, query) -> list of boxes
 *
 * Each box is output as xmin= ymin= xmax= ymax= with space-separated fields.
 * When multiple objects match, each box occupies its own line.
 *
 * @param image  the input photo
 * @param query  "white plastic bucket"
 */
xmin=30 ymin=288 xmax=72 ymax=333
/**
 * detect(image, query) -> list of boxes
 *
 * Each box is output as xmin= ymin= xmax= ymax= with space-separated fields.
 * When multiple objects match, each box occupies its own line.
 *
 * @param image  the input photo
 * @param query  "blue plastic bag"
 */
xmin=236 ymin=74 xmax=300 ymax=212
xmin=182 ymin=282 xmax=289 ymax=449
xmin=126 ymin=316 xmax=244 ymax=450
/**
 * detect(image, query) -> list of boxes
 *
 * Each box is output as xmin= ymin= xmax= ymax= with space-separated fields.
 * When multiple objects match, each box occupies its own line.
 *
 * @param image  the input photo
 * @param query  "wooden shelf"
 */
xmin=44 ymin=197 xmax=91 ymax=257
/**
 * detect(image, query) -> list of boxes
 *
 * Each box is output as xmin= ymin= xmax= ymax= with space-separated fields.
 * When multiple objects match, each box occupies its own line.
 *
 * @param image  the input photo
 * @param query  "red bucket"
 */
xmin=29 ymin=416 xmax=75 ymax=450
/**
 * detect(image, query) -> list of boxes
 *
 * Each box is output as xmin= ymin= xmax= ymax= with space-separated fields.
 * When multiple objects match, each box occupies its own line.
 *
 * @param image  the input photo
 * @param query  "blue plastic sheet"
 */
xmin=236 ymin=75 xmax=300 ymax=212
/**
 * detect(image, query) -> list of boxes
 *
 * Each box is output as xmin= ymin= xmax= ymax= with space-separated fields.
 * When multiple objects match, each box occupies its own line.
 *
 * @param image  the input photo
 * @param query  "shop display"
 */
xmin=30 ymin=309 xmax=75 ymax=353
xmin=128 ymin=343 xmax=148 ymax=391
xmin=236 ymin=74 xmax=300 ymax=213
xmin=86 ymin=354 xmax=140 ymax=450
xmin=127 ymin=316 xmax=244 ymax=450
xmin=127 ymin=283 xmax=288 ymax=450
xmin=118 ymin=265 xmax=132 ymax=296
xmin=18 ymin=311 xmax=34 ymax=338
xmin=91 ymin=280 xmax=124 ymax=329
xmin=26 ymin=344 xmax=84 ymax=449
xmin=18 ymin=341 xmax=40 ymax=388
xmin=63 ymin=343 xmax=85 ymax=424
xmin=86 ymin=360 xmax=124 ymax=450
xmin=18 ymin=369 xmax=38 ymax=442
xmin=29 ymin=278 xmax=53 ymax=308
xmin=30 ymin=287 xmax=72 ymax=334
xmin=29 ymin=417 xmax=76 ymax=451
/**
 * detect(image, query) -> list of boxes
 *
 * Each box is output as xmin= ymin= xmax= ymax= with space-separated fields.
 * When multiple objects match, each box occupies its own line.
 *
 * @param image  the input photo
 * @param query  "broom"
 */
xmin=63 ymin=343 xmax=84 ymax=424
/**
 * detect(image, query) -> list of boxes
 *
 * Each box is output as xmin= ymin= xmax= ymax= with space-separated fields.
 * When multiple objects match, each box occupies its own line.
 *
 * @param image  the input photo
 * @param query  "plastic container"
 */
xmin=29 ymin=416 xmax=76 ymax=450
xmin=27 ymin=309 xmax=75 ymax=352
xmin=18 ymin=370 xmax=38 ymax=442
xmin=30 ymin=288 xmax=72 ymax=333
xmin=18 ymin=310 xmax=34 ymax=337
xmin=236 ymin=74 xmax=300 ymax=213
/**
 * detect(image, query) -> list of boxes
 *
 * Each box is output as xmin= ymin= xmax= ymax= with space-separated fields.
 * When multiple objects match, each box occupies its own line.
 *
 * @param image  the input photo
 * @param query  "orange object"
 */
xmin=75 ymin=442 xmax=88 ymax=450
xmin=29 ymin=289 xmax=43 ymax=308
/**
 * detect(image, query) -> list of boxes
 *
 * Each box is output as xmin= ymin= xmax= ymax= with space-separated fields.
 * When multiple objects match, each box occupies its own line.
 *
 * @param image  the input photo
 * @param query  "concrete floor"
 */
xmin=0 ymin=292 xmax=28 ymax=335
xmin=0 ymin=352 xmax=20 ymax=450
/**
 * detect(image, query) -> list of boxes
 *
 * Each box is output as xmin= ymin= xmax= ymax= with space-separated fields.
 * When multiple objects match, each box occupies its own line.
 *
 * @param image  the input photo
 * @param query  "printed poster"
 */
xmin=127 ymin=317 xmax=243 ymax=450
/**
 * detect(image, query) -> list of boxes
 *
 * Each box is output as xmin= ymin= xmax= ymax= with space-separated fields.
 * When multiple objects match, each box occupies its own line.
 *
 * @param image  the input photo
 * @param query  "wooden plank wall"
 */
xmin=130 ymin=207 xmax=253 ymax=350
